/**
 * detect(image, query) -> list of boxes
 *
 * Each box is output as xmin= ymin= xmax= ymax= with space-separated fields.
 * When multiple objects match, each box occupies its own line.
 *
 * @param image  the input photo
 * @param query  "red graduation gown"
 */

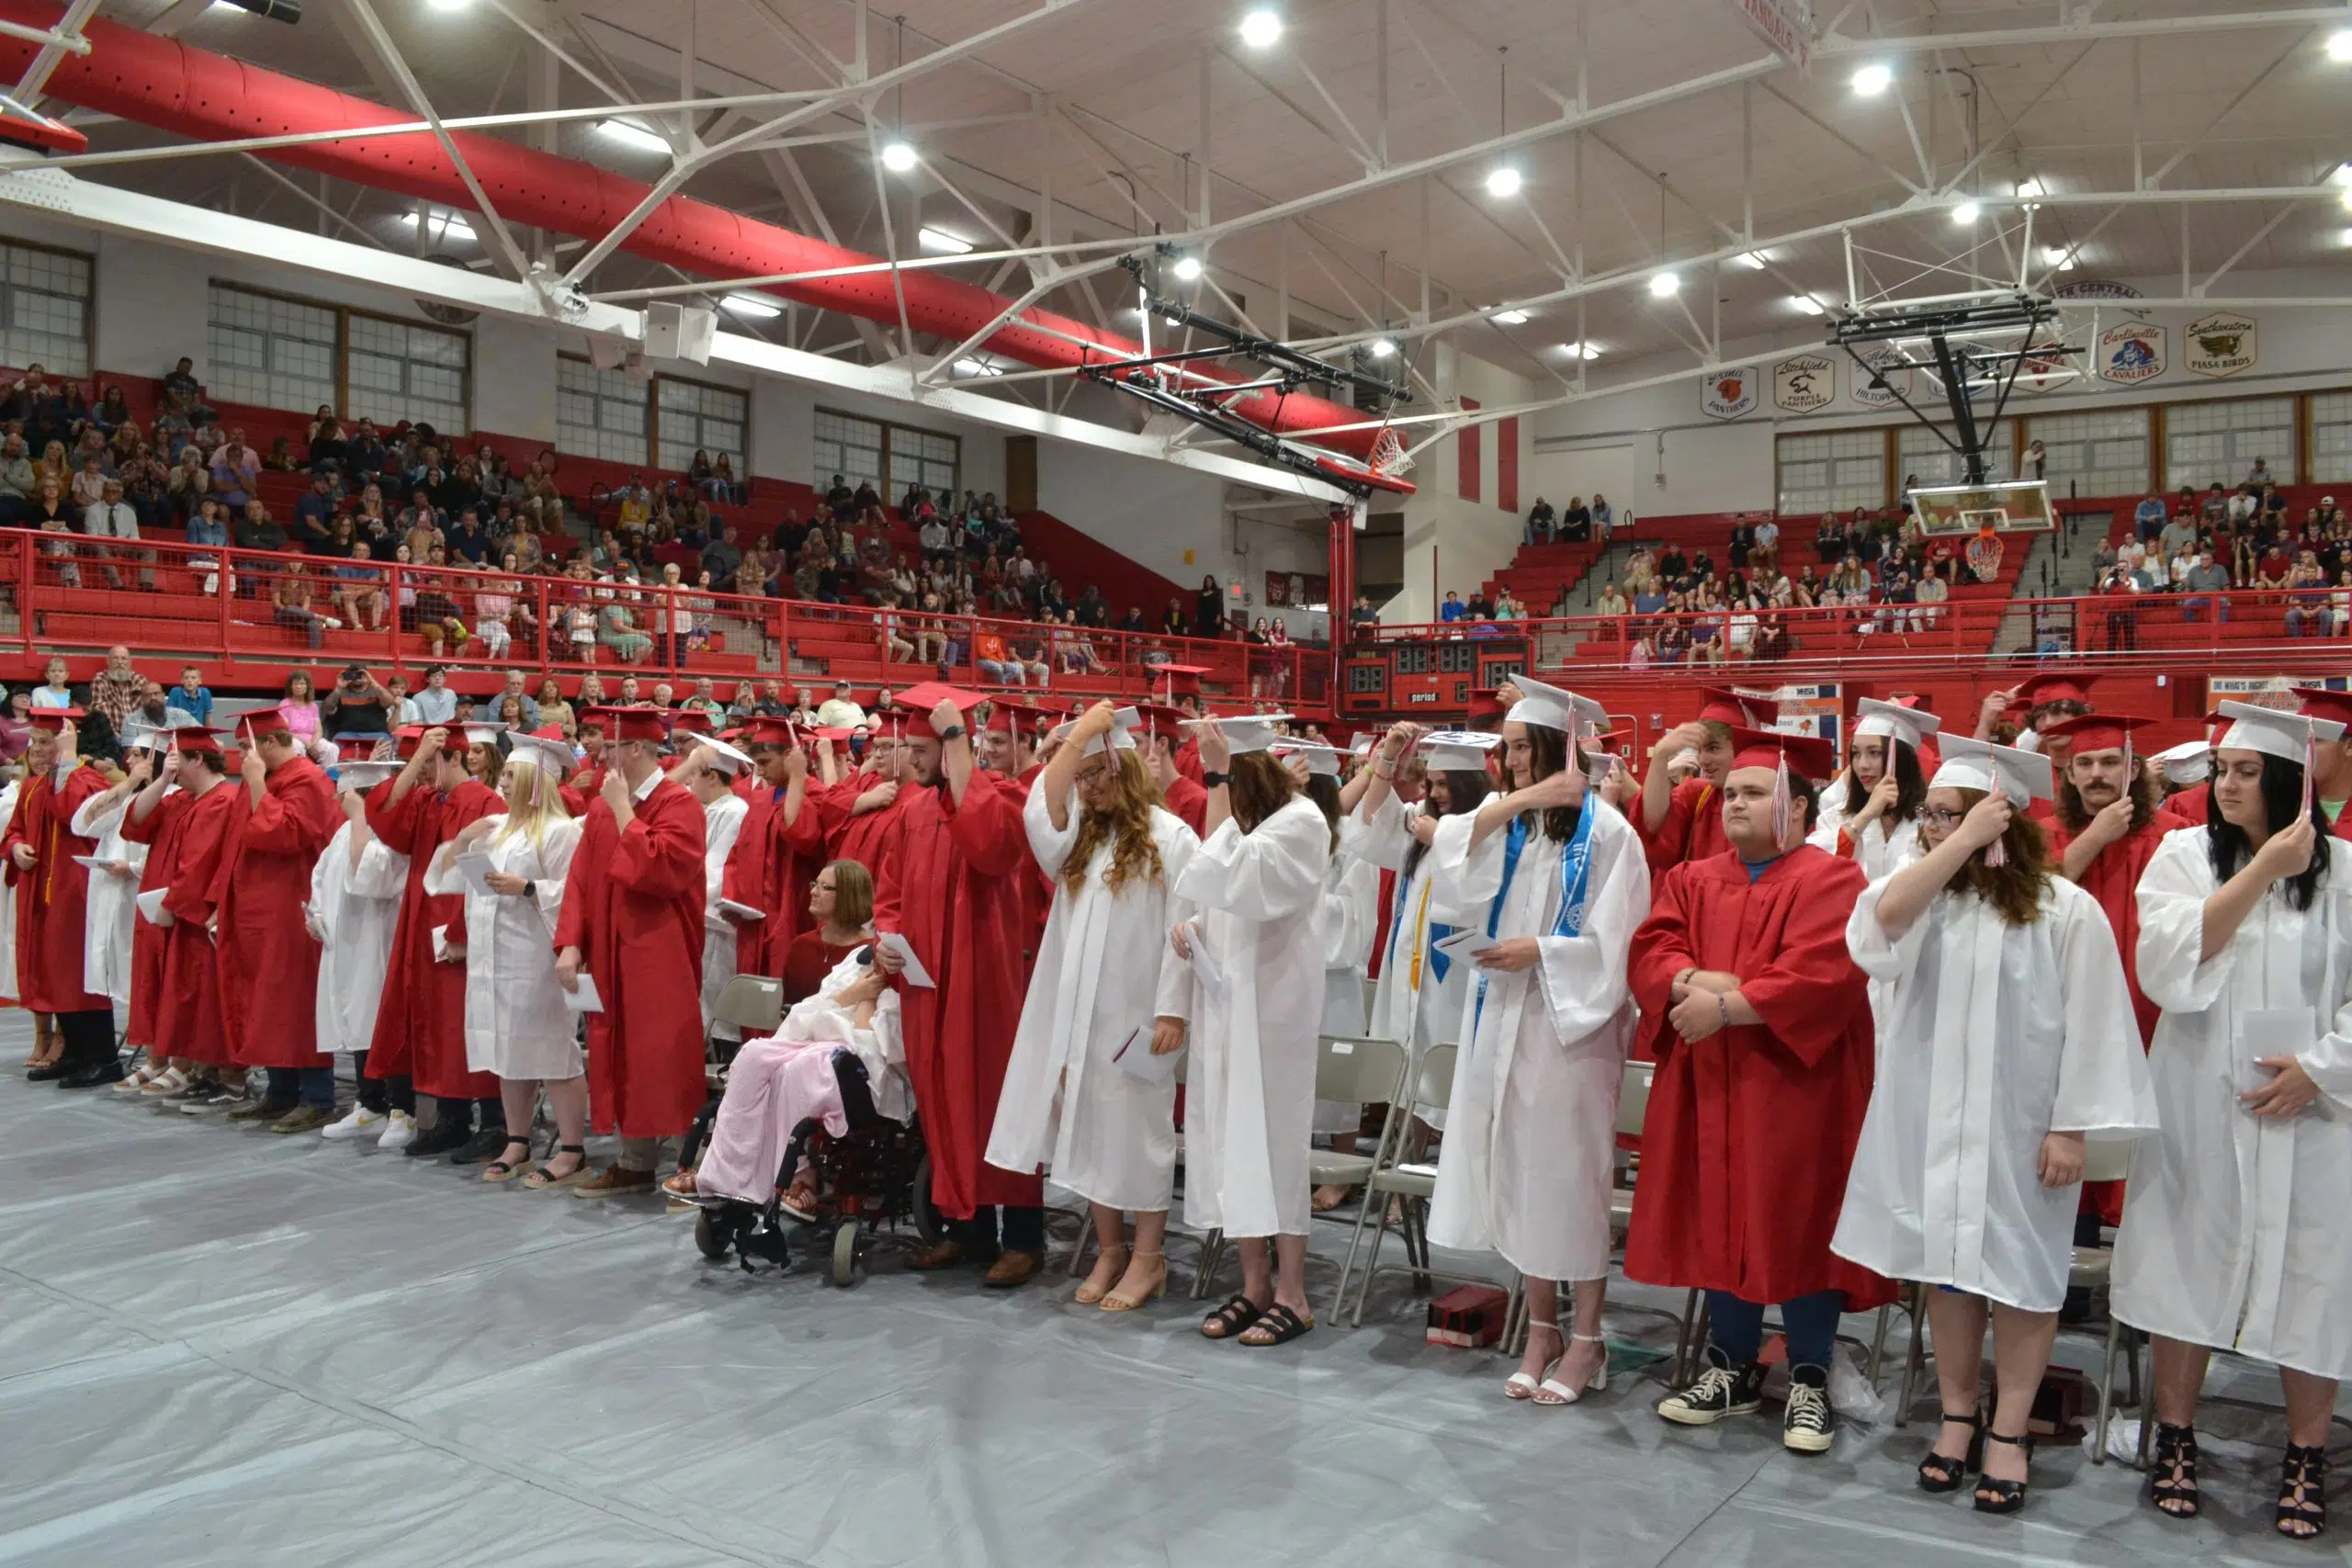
xmin=1634 ymin=777 xmax=1729 ymax=884
xmin=2 ymin=762 xmax=109 ymax=1013
xmin=1174 ymin=736 xmax=1204 ymax=785
xmin=554 ymin=778 xmax=707 ymax=1138
xmin=365 ymin=778 xmax=502 ymax=1096
xmin=1163 ymin=773 xmax=1208 ymax=838
xmin=213 ymin=757 xmax=339 ymax=1068
xmin=721 ymin=780 xmax=841 ymax=977
xmin=2167 ymin=782 xmax=2209 ymax=826
xmin=1625 ymin=846 xmax=1894 ymax=1312
xmin=829 ymin=778 xmax=903 ymax=871
xmin=120 ymin=784 xmax=239 ymax=1066
xmin=123 ymin=793 xmax=175 ymax=1049
xmin=871 ymin=770 xmax=1041 ymax=1220
xmin=2049 ymin=809 xmax=2189 ymax=1046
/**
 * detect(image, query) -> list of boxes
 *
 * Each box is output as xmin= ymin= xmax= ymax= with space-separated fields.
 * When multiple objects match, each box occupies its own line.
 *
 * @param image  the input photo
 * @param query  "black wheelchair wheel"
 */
xmin=694 ymin=1205 xmax=732 ymax=1262
xmin=911 ymin=1154 xmax=942 ymax=1245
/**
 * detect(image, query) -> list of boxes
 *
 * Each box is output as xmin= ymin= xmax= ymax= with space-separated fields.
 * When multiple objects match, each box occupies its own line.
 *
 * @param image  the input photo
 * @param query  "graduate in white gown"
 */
xmin=2118 ymin=702 xmax=2352 ymax=1539
xmin=433 ymin=733 xmax=587 ymax=1183
xmin=311 ymin=761 xmax=413 ymax=1145
xmin=67 ymin=729 xmax=153 ymax=1008
xmin=1284 ymin=740 xmax=1381 ymax=1139
xmin=683 ymin=739 xmax=753 ymax=1041
xmin=1426 ymin=677 xmax=1649 ymax=1406
xmin=1159 ymin=713 xmax=1331 ymax=1348
xmin=1808 ymin=698 xmax=1934 ymax=882
xmin=988 ymin=702 xmax=1198 ymax=1314
xmin=1836 ymin=736 xmax=2157 ymax=1511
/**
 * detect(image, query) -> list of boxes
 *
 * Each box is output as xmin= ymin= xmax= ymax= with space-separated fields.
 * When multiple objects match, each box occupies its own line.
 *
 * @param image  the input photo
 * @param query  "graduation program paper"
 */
xmin=876 ymin=931 xmax=935 ymax=988
xmin=561 ymin=975 xmax=604 ymax=1014
xmin=452 ymin=852 xmax=495 ymax=897
xmin=135 ymin=886 xmax=174 ymax=927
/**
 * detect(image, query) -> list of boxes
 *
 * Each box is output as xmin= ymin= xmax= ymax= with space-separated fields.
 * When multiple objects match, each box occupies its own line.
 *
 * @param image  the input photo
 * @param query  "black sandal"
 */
xmin=523 ymin=1143 xmax=590 ymax=1190
xmin=1238 ymin=1303 xmax=1314 ymax=1348
xmin=1973 ymin=1429 xmax=2033 ymax=1514
xmin=2149 ymin=1422 xmax=2200 ymax=1520
xmin=481 ymin=1134 xmax=537 ymax=1181
xmin=2277 ymin=1442 xmax=2329 ymax=1540
xmin=1200 ymin=1293 xmax=1262 ymax=1340
xmin=1917 ymin=1409 xmax=1984 ymax=1493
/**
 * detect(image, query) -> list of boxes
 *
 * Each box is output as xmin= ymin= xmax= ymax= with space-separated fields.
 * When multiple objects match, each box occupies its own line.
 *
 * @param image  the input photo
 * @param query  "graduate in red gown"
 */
xmin=2291 ymin=687 xmax=2352 ymax=842
xmin=120 ymin=728 xmax=242 ymax=1088
xmin=869 ymin=685 xmax=1044 ymax=1285
xmin=1973 ymin=673 xmax=2096 ymax=825
xmin=7 ymin=712 xmax=120 ymax=1085
xmin=1634 ymin=686 xmax=1781 ymax=879
xmin=831 ymin=719 xmax=909 ymax=869
xmin=368 ymin=724 xmax=505 ymax=1159
xmin=2041 ymin=714 xmax=2188 ymax=1045
xmin=211 ymin=716 xmax=341 ymax=1128
xmin=1155 ymin=667 xmax=1210 ymax=784
xmin=719 ymin=716 xmax=835 ymax=978
xmin=1136 ymin=705 xmax=1207 ymax=835
xmin=978 ymin=698 xmax=1054 ymax=961
xmin=1628 ymin=728 xmax=1893 ymax=1454
xmin=554 ymin=707 xmax=709 ymax=1194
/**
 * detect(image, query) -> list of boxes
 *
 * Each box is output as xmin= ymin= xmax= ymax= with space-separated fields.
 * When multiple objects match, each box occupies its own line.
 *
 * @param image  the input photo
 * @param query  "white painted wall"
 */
xmin=1392 ymin=343 xmax=1542 ymax=622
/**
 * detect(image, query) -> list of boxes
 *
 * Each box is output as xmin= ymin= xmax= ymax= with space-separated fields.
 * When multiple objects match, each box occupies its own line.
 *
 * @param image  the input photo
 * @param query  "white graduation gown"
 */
xmin=308 ymin=820 xmax=408 ymax=1056
xmin=1808 ymin=807 xmax=1924 ymax=884
xmin=1312 ymin=818 xmax=1382 ymax=1133
xmin=1156 ymin=794 xmax=1331 ymax=1239
xmin=0 ymin=779 xmax=17 ymax=1001
xmin=766 ymin=949 xmax=910 ymax=1122
xmin=1836 ymin=875 xmax=2158 ymax=1312
xmin=68 ymin=790 xmax=144 ymax=1006
xmin=2113 ymin=830 xmax=2352 ymax=1379
xmin=699 ymin=791 xmax=749 ymax=1039
xmin=1421 ymin=802 xmax=1648 ymax=1281
xmin=987 ymin=785 xmax=1198 ymax=1211
xmin=1358 ymin=795 xmax=1477 ymax=1131
xmin=432 ymin=816 xmax=582 ymax=1079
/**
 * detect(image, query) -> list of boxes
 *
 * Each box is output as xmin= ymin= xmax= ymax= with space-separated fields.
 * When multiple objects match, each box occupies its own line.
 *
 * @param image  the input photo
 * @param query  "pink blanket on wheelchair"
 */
xmin=695 ymin=1039 xmax=848 ymax=1204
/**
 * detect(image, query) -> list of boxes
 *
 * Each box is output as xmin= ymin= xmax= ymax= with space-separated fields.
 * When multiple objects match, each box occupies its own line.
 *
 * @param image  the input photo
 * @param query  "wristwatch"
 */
xmin=1202 ymin=770 xmax=1230 ymax=789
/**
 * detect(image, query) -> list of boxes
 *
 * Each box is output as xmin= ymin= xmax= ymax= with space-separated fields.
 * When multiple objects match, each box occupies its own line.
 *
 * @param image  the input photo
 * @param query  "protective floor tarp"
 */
xmin=0 ymin=1011 xmax=2333 ymax=1567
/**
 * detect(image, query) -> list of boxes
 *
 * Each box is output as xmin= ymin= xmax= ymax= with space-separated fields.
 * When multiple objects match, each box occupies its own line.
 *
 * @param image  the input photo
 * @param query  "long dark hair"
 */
xmin=1518 ymin=724 xmax=1589 ymax=842
xmin=1406 ymin=769 xmax=1495 ymax=881
xmin=1842 ymin=736 xmax=1924 ymax=825
xmin=1939 ymin=786 xmax=2053 ymax=924
xmin=1227 ymin=751 xmax=1297 ymax=834
xmin=1301 ymin=772 xmax=1342 ymax=855
xmin=2208 ymin=753 xmax=2329 ymax=911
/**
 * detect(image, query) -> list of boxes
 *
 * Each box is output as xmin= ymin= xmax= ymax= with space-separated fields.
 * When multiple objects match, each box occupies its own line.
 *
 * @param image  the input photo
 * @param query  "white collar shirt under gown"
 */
xmin=698 ymin=791 xmax=750 ymax=1040
xmin=2115 ymin=829 xmax=2352 ymax=1380
xmin=1422 ymin=799 xmax=1648 ymax=1282
xmin=986 ymin=784 xmax=1199 ymax=1213
xmin=1313 ymin=814 xmax=1383 ymax=1134
xmin=1836 ymin=874 xmax=2158 ymax=1313
xmin=69 ymin=787 xmax=145 ymax=1006
xmin=307 ymin=819 xmax=407 ymax=1056
xmin=427 ymin=814 xmax=584 ymax=1081
xmin=1356 ymin=795 xmax=1478 ymax=1131
xmin=1155 ymin=794 xmax=1331 ymax=1239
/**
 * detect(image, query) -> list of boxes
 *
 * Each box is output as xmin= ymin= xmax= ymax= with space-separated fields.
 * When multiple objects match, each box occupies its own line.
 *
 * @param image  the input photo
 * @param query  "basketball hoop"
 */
xmin=1964 ymin=521 xmax=2006 ymax=583
xmin=1369 ymin=426 xmax=1412 ymax=479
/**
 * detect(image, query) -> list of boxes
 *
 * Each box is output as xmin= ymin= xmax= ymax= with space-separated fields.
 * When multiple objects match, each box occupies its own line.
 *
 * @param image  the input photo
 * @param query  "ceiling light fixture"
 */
xmin=879 ymin=140 xmax=919 ymax=173
xmin=399 ymin=211 xmax=476 ymax=243
xmin=1648 ymin=271 xmax=1679 ymax=298
xmin=1485 ymin=165 xmax=1523 ymax=198
xmin=1851 ymin=62 xmax=1893 ymax=96
xmin=1490 ymin=308 xmax=1529 ymax=325
xmin=721 ymin=295 xmax=780 ymax=319
xmin=427 ymin=0 xmax=471 ymax=11
xmin=2327 ymin=29 xmax=2352 ymax=62
xmin=1952 ymin=200 xmax=1981 ymax=224
xmin=2041 ymin=245 xmax=2076 ymax=271
xmin=1789 ymin=295 xmax=1824 ymax=316
xmin=1558 ymin=342 xmax=1600 ymax=360
xmin=1172 ymin=255 xmax=1204 ymax=281
xmin=2014 ymin=177 xmax=2045 ymax=199
xmin=1238 ymin=9 xmax=1282 ymax=49
xmin=595 ymin=118 xmax=669 ymax=155
xmin=1365 ymin=338 xmax=1396 ymax=358
xmin=1735 ymin=251 xmax=1769 ymax=269
xmin=916 ymin=226 xmax=974 ymax=254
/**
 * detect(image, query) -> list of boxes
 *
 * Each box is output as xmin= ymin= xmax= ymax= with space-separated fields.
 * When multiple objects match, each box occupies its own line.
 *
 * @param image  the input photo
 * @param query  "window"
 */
xmin=557 ymin=357 xmax=649 ymax=466
xmin=206 ymin=283 xmax=471 ymax=431
xmin=207 ymin=285 xmax=337 ymax=415
xmin=2163 ymin=395 xmax=2292 ymax=492
xmin=2026 ymin=407 xmax=2150 ymax=498
xmin=2314 ymin=392 xmax=2352 ymax=485
xmin=346 ymin=313 xmax=469 ymax=434
xmin=654 ymin=377 xmax=746 ymax=474
xmin=1776 ymin=430 xmax=1886 ymax=514
xmin=815 ymin=406 xmax=959 ymax=502
xmin=1896 ymin=422 xmax=2014 ymax=491
xmin=0 ymin=243 xmax=91 ymax=378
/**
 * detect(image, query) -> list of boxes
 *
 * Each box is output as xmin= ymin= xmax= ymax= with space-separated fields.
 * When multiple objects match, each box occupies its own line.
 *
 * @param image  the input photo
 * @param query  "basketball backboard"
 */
xmin=1908 ymin=479 xmax=2055 ymax=536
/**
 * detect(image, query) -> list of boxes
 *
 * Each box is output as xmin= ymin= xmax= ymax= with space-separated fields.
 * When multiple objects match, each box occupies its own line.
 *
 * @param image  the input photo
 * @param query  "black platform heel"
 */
xmin=1973 ymin=1428 xmax=2033 ymax=1515
xmin=2277 ymin=1442 xmax=2328 ymax=1540
xmin=2149 ymin=1422 xmax=2200 ymax=1520
xmin=1917 ymin=1409 xmax=1984 ymax=1493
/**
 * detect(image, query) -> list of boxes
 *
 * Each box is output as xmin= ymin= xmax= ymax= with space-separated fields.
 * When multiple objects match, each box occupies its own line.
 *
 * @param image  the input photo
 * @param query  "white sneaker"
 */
xmin=375 ymin=1110 xmax=419 ymax=1152
xmin=321 ymin=1104 xmax=387 ymax=1143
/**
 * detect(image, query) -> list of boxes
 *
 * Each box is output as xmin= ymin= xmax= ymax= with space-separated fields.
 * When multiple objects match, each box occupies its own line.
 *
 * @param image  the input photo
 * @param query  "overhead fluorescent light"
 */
xmin=1648 ymin=271 xmax=1679 ymax=298
xmin=1490 ymin=309 xmax=1529 ymax=325
xmin=917 ymin=226 xmax=974 ymax=254
xmin=953 ymin=357 xmax=1003 ymax=377
xmin=1735 ymin=251 xmax=1769 ymax=269
xmin=1789 ymin=295 xmax=1824 ymax=316
xmin=721 ymin=295 xmax=781 ymax=319
xmin=1851 ymin=63 xmax=1892 ymax=96
xmin=400 ymin=211 xmax=476 ymax=243
xmin=595 ymin=118 xmax=669 ymax=155
xmin=879 ymin=140 xmax=919 ymax=173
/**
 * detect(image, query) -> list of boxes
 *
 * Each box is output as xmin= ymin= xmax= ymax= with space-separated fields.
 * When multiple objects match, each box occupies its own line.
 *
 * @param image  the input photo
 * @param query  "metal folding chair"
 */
xmin=1334 ymin=1043 xmax=1474 ymax=1325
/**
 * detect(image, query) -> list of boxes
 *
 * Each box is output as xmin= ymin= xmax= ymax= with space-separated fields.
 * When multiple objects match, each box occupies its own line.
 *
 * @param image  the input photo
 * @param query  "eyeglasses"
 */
xmin=1918 ymin=807 xmax=1965 ymax=829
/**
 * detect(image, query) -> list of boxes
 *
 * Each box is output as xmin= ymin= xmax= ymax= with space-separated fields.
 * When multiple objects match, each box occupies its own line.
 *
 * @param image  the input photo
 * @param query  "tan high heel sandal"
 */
xmin=1074 ymin=1241 xmax=1130 ymax=1304
xmin=1100 ymin=1248 xmax=1166 ymax=1312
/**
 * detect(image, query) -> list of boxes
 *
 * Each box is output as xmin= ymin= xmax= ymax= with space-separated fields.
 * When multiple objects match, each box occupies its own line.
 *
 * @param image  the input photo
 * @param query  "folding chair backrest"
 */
xmin=2083 ymin=1136 xmax=2135 ymax=1185
xmin=715 ymin=974 xmax=785 ymax=1035
xmin=1315 ymin=1035 xmax=1408 ymax=1106
xmin=1616 ymin=1060 xmax=1655 ymax=1139
xmin=1409 ymin=1043 xmax=1458 ymax=1115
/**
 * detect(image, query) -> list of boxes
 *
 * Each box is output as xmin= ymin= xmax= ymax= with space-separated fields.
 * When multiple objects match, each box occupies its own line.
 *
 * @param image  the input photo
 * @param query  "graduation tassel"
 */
xmin=1770 ymin=745 xmax=1792 ymax=847
xmin=2301 ymin=731 xmax=2315 ymax=823
xmin=1982 ymin=754 xmax=2007 ymax=867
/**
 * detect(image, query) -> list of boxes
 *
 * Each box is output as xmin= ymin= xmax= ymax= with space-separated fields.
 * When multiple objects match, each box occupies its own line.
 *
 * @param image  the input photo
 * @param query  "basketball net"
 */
xmin=1368 ymin=425 xmax=1412 ymax=479
xmin=1964 ymin=523 xmax=2005 ymax=583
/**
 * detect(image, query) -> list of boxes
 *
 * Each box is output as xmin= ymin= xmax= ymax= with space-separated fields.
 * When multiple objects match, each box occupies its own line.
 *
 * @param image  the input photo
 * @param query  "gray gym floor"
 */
xmin=0 ymin=1013 xmax=2336 ymax=1568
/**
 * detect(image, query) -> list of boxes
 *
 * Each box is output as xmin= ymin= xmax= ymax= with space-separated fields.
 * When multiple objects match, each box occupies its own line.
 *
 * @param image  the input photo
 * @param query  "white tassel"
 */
xmin=1770 ymin=750 xmax=1791 ymax=847
xmin=1982 ymin=755 xmax=2007 ymax=866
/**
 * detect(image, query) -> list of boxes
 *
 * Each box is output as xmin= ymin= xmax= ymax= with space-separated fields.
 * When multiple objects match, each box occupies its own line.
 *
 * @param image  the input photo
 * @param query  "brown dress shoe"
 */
xmin=571 ymin=1164 xmax=657 ymax=1198
xmin=983 ymin=1249 xmax=1042 ymax=1289
xmin=907 ymin=1237 xmax=978 ymax=1270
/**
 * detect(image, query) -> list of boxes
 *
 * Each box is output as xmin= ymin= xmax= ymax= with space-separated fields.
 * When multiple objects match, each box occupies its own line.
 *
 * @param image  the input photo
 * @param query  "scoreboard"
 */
xmin=1341 ymin=635 xmax=1529 ymax=718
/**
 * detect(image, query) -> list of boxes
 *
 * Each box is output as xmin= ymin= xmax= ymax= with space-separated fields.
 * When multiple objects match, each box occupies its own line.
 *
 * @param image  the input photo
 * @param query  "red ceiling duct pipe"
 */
xmin=0 ymin=1 xmax=1379 ymax=457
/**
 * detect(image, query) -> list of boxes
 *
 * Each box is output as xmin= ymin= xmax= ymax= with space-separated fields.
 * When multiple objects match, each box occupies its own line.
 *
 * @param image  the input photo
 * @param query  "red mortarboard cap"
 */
xmin=2291 ymin=686 xmax=2352 ymax=728
xmin=891 ymin=682 xmax=989 ymax=716
xmin=1153 ymin=664 xmax=1209 ymax=697
xmin=668 ymin=708 xmax=715 ymax=735
xmin=813 ymin=726 xmax=859 ymax=742
xmin=2014 ymin=673 xmax=2093 ymax=710
xmin=391 ymin=724 xmax=428 ymax=760
xmin=1696 ymin=685 xmax=1780 ymax=728
xmin=1129 ymin=704 xmax=1192 ymax=743
xmin=2038 ymin=712 xmax=2163 ymax=754
xmin=741 ymin=717 xmax=797 ymax=748
xmin=1468 ymin=687 xmax=1510 ymax=723
xmin=1725 ymin=725 xmax=1839 ymax=781
xmin=24 ymin=707 xmax=87 ymax=731
xmin=164 ymin=724 xmax=228 ymax=753
xmin=581 ymin=705 xmax=670 ymax=744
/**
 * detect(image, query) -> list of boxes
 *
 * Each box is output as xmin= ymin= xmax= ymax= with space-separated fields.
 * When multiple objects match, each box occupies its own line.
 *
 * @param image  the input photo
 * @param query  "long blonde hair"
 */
xmin=1062 ymin=747 xmax=1166 ymax=896
xmin=492 ymin=758 xmax=571 ymax=850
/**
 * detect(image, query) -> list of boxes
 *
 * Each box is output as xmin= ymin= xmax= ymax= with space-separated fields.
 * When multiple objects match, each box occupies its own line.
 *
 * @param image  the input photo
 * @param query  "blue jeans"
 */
xmin=2181 ymin=594 xmax=2227 ymax=623
xmin=266 ymin=1066 xmax=337 ymax=1108
xmin=1705 ymin=1287 xmax=1844 ymax=1370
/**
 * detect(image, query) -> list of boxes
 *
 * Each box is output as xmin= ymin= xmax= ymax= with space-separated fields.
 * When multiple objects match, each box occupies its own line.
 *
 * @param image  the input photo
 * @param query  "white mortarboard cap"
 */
xmin=2153 ymin=739 xmax=2212 ymax=786
xmin=1418 ymin=730 xmax=1503 ymax=774
xmin=460 ymin=721 xmax=509 ymax=748
xmin=1274 ymin=740 xmax=1344 ymax=776
xmin=2217 ymin=699 xmax=2346 ymax=764
xmin=1350 ymin=733 xmax=1376 ymax=756
xmin=1188 ymin=712 xmax=1291 ymax=755
xmin=334 ymin=759 xmax=399 ymax=788
xmin=504 ymin=731 xmax=574 ymax=778
xmin=1930 ymin=734 xmax=2053 ymax=807
xmin=1046 ymin=707 xmax=1142 ymax=758
xmin=1505 ymin=674 xmax=1605 ymax=736
xmin=695 ymin=737 xmax=757 ymax=776
xmin=1854 ymin=697 xmax=1940 ymax=750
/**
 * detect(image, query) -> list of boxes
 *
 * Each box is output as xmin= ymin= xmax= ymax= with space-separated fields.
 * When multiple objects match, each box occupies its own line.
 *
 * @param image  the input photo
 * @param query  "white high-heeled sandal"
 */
xmin=1533 ymin=1332 xmax=1610 ymax=1405
xmin=1505 ymin=1319 xmax=1565 ymax=1401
